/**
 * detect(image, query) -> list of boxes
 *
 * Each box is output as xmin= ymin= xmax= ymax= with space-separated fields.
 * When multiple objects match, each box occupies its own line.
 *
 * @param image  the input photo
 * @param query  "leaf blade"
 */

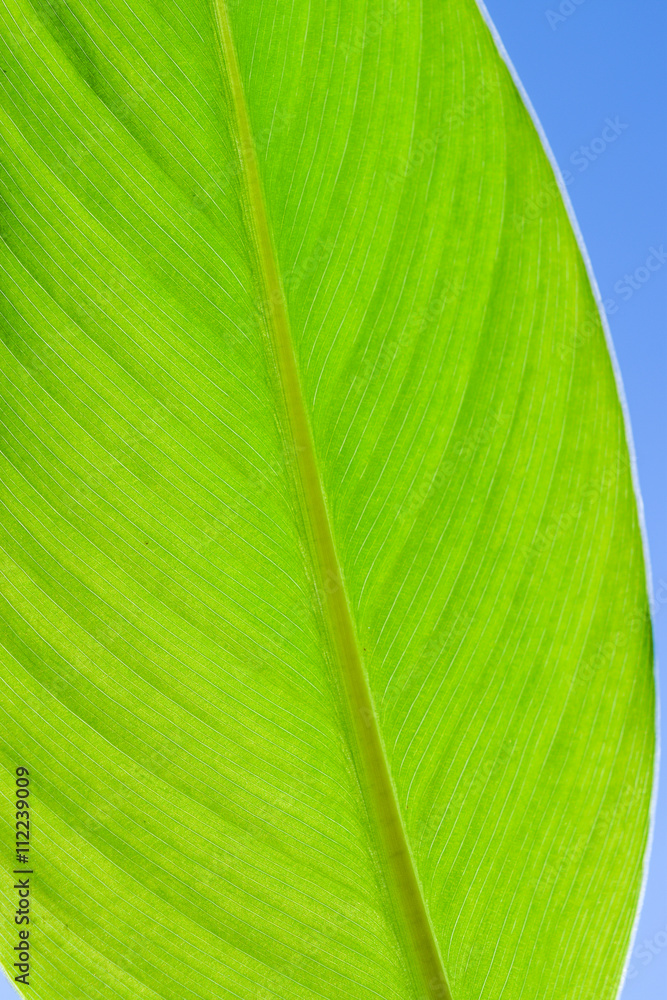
xmin=0 ymin=0 xmax=654 ymax=998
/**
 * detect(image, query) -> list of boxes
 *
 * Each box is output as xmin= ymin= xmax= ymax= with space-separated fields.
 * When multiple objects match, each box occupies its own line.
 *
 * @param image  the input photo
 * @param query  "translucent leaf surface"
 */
xmin=0 ymin=0 xmax=654 ymax=998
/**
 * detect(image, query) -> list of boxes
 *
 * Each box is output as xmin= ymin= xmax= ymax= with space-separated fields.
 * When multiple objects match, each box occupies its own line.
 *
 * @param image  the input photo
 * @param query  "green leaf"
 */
xmin=0 ymin=0 xmax=654 ymax=997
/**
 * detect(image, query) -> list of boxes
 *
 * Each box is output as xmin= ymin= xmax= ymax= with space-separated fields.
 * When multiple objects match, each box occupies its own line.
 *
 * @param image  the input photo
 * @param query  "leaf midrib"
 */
xmin=211 ymin=4 xmax=452 ymax=998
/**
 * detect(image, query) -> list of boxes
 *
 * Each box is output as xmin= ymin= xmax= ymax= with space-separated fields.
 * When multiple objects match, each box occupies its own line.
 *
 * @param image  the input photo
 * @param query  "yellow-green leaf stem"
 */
xmin=213 ymin=5 xmax=451 ymax=997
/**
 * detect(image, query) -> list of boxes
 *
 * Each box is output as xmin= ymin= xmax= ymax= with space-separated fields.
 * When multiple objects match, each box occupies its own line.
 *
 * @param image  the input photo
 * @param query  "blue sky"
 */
xmin=2 ymin=2 xmax=664 ymax=998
